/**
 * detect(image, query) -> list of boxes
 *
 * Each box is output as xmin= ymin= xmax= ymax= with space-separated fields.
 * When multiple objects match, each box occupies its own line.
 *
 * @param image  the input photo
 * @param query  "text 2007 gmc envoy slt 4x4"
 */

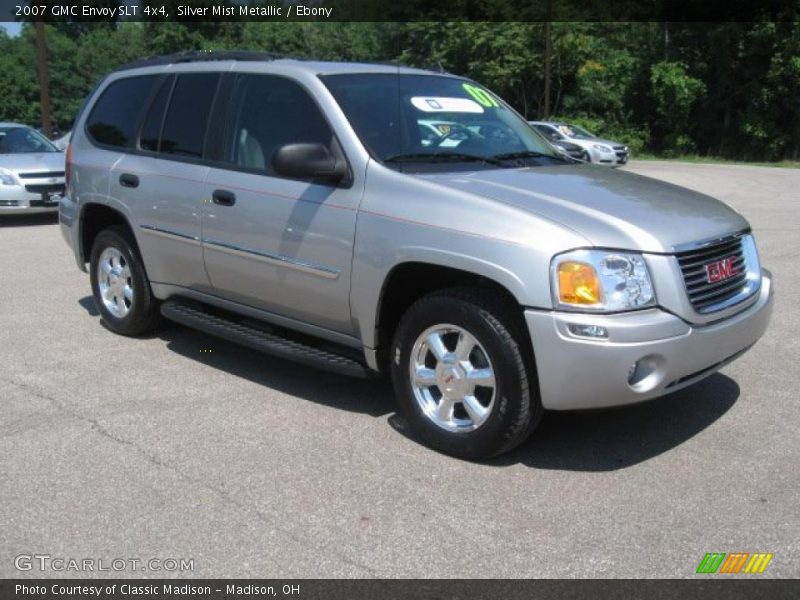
xmin=60 ymin=52 xmax=773 ymax=459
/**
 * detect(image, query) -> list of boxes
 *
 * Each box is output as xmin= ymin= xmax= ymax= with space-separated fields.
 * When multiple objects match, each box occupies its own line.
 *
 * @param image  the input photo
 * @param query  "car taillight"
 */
xmin=65 ymin=143 xmax=73 ymax=189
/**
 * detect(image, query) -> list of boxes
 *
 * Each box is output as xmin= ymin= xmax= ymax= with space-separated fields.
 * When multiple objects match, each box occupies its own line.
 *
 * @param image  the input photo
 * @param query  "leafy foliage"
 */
xmin=1 ymin=21 xmax=797 ymax=160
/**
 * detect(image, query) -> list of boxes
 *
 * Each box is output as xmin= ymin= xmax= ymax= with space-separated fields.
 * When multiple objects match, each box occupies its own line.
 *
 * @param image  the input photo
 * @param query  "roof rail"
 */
xmin=116 ymin=50 xmax=304 ymax=71
xmin=115 ymin=51 xmax=450 ymax=76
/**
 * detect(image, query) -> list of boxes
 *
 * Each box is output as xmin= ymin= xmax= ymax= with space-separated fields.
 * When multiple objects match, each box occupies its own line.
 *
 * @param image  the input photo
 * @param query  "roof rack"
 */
xmin=116 ymin=50 xmax=303 ymax=71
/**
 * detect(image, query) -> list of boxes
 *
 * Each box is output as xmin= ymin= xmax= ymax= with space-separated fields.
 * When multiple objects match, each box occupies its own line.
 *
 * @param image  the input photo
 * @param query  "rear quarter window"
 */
xmin=85 ymin=75 xmax=159 ymax=148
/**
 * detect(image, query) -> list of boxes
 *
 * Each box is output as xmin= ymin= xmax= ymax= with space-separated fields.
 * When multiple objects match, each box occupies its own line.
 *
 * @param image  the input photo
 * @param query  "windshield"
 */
xmin=321 ymin=73 xmax=563 ymax=169
xmin=0 ymin=126 xmax=59 ymax=154
xmin=556 ymin=123 xmax=596 ymax=140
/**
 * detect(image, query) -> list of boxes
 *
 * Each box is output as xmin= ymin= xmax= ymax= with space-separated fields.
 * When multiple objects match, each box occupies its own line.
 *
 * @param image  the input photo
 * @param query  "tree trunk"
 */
xmin=543 ymin=18 xmax=552 ymax=119
xmin=521 ymin=84 xmax=528 ymax=119
xmin=35 ymin=21 xmax=53 ymax=138
xmin=719 ymin=106 xmax=731 ymax=156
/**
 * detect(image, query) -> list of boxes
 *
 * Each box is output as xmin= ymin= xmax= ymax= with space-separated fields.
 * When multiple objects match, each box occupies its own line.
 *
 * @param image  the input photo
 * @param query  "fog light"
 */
xmin=567 ymin=323 xmax=608 ymax=338
xmin=627 ymin=354 xmax=665 ymax=392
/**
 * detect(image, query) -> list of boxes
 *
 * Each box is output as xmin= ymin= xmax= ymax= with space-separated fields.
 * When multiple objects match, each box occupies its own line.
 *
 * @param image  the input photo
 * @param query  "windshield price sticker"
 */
xmin=411 ymin=97 xmax=485 ymax=113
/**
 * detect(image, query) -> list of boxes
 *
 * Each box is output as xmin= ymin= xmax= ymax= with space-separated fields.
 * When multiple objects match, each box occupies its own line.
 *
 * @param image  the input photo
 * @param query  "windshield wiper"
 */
xmin=491 ymin=150 xmax=549 ymax=160
xmin=383 ymin=152 xmax=506 ymax=167
xmin=491 ymin=150 xmax=569 ymax=164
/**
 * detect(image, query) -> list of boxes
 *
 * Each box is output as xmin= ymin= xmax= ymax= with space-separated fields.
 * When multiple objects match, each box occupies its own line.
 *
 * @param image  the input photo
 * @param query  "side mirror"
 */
xmin=272 ymin=143 xmax=347 ymax=184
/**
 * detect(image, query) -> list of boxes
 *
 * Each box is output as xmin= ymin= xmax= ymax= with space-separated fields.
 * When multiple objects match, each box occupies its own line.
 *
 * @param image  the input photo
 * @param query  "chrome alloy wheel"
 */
xmin=409 ymin=324 xmax=497 ymax=433
xmin=97 ymin=247 xmax=133 ymax=318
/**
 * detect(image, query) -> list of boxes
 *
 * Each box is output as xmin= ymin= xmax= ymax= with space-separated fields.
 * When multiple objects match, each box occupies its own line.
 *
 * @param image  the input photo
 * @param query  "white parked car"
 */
xmin=530 ymin=121 xmax=629 ymax=166
xmin=0 ymin=123 xmax=66 ymax=215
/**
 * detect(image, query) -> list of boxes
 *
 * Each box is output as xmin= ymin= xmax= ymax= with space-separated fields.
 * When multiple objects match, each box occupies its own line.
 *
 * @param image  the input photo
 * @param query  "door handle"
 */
xmin=119 ymin=173 xmax=139 ymax=188
xmin=212 ymin=189 xmax=236 ymax=206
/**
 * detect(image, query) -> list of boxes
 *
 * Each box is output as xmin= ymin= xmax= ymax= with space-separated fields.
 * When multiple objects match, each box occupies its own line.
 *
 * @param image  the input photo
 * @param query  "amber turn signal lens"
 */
xmin=558 ymin=261 xmax=602 ymax=305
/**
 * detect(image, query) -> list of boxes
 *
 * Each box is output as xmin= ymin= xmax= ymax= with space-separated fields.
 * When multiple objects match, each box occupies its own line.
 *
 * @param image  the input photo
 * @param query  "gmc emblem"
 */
xmin=705 ymin=257 xmax=739 ymax=283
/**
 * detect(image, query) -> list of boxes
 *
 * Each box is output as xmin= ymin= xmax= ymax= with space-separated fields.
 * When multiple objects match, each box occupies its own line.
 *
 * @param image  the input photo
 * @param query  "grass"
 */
xmin=633 ymin=153 xmax=800 ymax=169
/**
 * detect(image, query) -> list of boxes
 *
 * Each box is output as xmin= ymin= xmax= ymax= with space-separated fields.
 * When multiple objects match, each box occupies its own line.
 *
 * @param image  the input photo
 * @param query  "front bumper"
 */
xmin=525 ymin=269 xmax=773 ymax=410
xmin=0 ymin=183 xmax=63 ymax=214
xmin=587 ymin=146 xmax=628 ymax=166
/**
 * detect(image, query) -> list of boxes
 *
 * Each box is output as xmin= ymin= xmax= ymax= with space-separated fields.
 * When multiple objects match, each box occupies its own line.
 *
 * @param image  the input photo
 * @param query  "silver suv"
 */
xmin=60 ymin=53 xmax=773 ymax=459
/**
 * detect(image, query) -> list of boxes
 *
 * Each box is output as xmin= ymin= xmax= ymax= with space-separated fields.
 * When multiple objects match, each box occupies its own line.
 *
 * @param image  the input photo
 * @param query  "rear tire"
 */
xmin=89 ymin=226 xmax=162 ymax=336
xmin=390 ymin=288 xmax=542 ymax=460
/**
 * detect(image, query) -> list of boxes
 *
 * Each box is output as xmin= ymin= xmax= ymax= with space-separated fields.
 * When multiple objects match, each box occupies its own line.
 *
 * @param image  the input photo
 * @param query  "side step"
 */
xmin=161 ymin=299 xmax=372 ymax=378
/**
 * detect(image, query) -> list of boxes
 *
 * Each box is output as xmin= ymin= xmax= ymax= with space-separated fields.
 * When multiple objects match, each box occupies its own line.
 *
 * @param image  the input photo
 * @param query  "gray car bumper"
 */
xmin=0 ymin=188 xmax=61 ymax=214
xmin=526 ymin=269 xmax=773 ymax=410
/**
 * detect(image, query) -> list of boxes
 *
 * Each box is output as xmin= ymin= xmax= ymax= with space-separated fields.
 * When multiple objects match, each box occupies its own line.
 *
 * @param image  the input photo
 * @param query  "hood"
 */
xmin=567 ymin=137 xmax=622 ymax=149
xmin=0 ymin=152 xmax=65 ymax=174
xmin=553 ymin=140 xmax=582 ymax=151
xmin=415 ymin=164 xmax=749 ymax=253
xmin=590 ymin=138 xmax=623 ymax=148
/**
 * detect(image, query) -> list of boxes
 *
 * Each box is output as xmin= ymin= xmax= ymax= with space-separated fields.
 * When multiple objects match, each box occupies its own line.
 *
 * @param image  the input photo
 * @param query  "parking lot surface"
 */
xmin=1 ymin=161 xmax=798 ymax=578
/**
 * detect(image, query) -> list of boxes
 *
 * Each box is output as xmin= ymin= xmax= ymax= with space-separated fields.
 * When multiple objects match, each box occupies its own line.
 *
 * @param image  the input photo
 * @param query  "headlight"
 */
xmin=592 ymin=144 xmax=613 ymax=153
xmin=0 ymin=168 xmax=17 ymax=186
xmin=551 ymin=249 xmax=656 ymax=312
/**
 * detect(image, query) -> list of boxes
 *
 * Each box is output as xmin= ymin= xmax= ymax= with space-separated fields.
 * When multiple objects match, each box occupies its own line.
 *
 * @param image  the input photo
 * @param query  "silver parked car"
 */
xmin=530 ymin=121 xmax=629 ymax=166
xmin=0 ymin=123 xmax=66 ymax=214
xmin=60 ymin=53 xmax=773 ymax=459
xmin=53 ymin=131 xmax=71 ymax=151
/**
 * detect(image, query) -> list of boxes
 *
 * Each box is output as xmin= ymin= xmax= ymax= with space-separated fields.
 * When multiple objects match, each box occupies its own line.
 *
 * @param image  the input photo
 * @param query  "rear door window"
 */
xmin=86 ymin=75 xmax=160 ymax=148
xmin=159 ymin=73 xmax=220 ymax=158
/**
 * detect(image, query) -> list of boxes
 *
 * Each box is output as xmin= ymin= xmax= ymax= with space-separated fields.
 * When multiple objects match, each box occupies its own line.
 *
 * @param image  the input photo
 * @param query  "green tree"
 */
xmin=650 ymin=61 xmax=706 ymax=154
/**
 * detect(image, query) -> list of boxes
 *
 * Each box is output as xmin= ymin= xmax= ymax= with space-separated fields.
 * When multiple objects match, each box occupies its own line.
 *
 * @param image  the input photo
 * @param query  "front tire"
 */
xmin=89 ymin=226 xmax=162 ymax=336
xmin=390 ymin=288 xmax=542 ymax=460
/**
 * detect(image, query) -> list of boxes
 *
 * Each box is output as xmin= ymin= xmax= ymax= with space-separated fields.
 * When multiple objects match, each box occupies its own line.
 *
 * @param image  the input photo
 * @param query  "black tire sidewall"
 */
xmin=391 ymin=294 xmax=533 ymax=459
xmin=89 ymin=227 xmax=157 ymax=336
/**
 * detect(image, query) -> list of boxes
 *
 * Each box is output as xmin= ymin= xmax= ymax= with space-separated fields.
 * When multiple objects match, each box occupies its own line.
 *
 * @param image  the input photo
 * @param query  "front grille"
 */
xmin=677 ymin=236 xmax=749 ymax=313
xmin=24 ymin=183 xmax=65 ymax=194
xmin=0 ymin=200 xmax=19 ymax=206
xmin=18 ymin=171 xmax=65 ymax=179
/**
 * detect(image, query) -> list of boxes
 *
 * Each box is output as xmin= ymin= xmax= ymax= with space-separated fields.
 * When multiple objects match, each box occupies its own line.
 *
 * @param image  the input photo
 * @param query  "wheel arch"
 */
xmin=79 ymin=202 xmax=137 ymax=264
xmin=368 ymin=257 xmax=530 ymax=371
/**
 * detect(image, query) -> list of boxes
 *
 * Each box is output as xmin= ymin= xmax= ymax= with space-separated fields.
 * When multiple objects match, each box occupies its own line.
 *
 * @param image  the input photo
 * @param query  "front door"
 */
xmin=201 ymin=73 xmax=360 ymax=335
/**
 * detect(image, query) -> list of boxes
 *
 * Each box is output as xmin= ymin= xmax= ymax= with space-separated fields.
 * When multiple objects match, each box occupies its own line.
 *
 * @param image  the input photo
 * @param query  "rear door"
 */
xmin=78 ymin=74 xmax=161 ymax=247
xmin=108 ymin=72 xmax=221 ymax=291
xmin=201 ymin=73 xmax=359 ymax=335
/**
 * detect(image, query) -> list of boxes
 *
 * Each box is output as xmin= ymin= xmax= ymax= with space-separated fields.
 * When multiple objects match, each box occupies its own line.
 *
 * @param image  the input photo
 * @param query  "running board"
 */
xmin=161 ymin=299 xmax=371 ymax=378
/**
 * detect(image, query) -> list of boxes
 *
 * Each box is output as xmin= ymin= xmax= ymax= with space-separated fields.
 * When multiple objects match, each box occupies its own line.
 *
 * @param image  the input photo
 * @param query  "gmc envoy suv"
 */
xmin=60 ymin=52 xmax=773 ymax=459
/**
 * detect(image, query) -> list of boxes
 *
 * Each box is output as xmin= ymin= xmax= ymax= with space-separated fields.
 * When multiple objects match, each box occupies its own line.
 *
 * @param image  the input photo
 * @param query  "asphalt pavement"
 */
xmin=0 ymin=161 xmax=797 ymax=578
